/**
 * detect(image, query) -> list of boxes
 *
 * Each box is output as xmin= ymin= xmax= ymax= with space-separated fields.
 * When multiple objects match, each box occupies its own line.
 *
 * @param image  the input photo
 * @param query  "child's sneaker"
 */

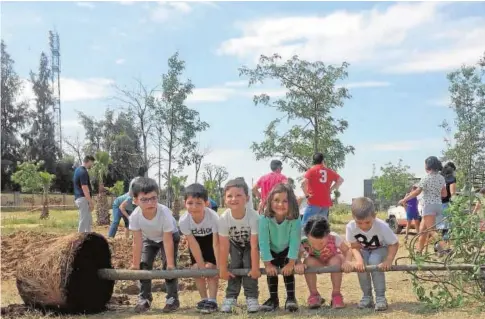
xmin=285 ymin=298 xmax=299 ymax=312
xmin=220 ymin=298 xmax=236 ymax=313
xmin=196 ymin=299 xmax=207 ymax=312
xmin=260 ymin=298 xmax=279 ymax=312
xmin=330 ymin=293 xmax=345 ymax=309
xmin=246 ymin=298 xmax=260 ymax=313
xmin=357 ymin=296 xmax=374 ymax=309
xmin=134 ymin=300 xmax=150 ymax=313
xmin=200 ymin=300 xmax=218 ymax=314
xmin=374 ymin=296 xmax=388 ymax=311
xmin=307 ymin=293 xmax=324 ymax=309
xmin=162 ymin=297 xmax=180 ymax=313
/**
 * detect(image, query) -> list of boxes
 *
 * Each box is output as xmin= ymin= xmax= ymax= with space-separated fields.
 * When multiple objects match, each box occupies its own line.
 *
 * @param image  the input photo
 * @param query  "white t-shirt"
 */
xmin=299 ymin=197 xmax=308 ymax=216
xmin=129 ymin=203 xmax=177 ymax=242
xmin=218 ymin=207 xmax=259 ymax=247
xmin=418 ymin=173 xmax=445 ymax=205
xmin=345 ymin=218 xmax=398 ymax=250
xmin=179 ymin=207 xmax=219 ymax=237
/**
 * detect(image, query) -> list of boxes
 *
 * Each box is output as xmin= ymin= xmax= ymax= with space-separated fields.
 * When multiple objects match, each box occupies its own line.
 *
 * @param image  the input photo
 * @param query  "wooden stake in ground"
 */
xmin=15 ymin=232 xmax=114 ymax=314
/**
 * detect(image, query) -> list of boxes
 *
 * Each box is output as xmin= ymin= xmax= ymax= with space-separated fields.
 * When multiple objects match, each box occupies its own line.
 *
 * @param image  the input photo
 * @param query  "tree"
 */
xmin=441 ymin=53 xmax=485 ymax=193
xmin=107 ymin=181 xmax=125 ymax=197
xmin=153 ymin=52 xmax=209 ymax=207
xmin=373 ymin=159 xmax=415 ymax=208
xmin=214 ymin=165 xmax=229 ymax=206
xmin=11 ymin=161 xmax=55 ymax=219
xmin=168 ymin=174 xmax=188 ymax=219
xmin=192 ymin=143 xmax=211 ymax=183
xmin=21 ymin=52 xmax=59 ymax=173
xmin=90 ymin=151 xmax=112 ymax=225
xmin=1 ymin=40 xmax=30 ymax=190
xmin=113 ymin=79 xmax=158 ymax=173
xmin=64 ymin=133 xmax=85 ymax=165
xmin=239 ymin=54 xmax=354 ymax=172
xmin=203 ymin=164 xmax=218 ymax=199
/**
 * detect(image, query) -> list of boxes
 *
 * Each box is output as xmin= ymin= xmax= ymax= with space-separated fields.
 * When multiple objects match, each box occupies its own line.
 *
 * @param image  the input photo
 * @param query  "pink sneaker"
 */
xmin=307 ymin=293 xmax=324 ymax=309
xmin=331 ymin=293 xmax=345 ymax=309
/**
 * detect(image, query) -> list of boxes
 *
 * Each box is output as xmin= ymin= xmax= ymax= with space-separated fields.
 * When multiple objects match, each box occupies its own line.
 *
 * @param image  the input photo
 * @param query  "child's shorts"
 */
xmin=406 ymin=208 xmax=420 ymax=221
xmin=189 ymin=233 xmax=217 ymax=265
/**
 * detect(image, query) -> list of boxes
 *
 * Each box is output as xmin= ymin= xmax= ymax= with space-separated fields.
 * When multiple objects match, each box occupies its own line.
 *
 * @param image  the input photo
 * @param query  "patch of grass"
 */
xmin=1 ymin=209 xmax=83 ymax=235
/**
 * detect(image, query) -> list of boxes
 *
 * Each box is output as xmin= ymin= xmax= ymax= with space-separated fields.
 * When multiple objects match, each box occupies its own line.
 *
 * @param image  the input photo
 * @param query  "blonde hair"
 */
xmin=351 ymin=197 xmax=376 ymax=220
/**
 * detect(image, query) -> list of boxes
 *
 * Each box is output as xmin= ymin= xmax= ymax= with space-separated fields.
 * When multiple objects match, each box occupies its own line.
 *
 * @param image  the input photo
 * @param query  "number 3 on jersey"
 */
xmin=319 ymin=169 xmax=327 ymax=183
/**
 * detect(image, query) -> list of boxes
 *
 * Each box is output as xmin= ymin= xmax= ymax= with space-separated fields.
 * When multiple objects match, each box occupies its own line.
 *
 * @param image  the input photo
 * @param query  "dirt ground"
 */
xmin=1 ymin=229 xmax=484 ymax=319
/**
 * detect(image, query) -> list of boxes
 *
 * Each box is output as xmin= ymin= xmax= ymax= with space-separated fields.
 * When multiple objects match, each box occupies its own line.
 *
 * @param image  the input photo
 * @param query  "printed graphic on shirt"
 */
xmin=179 ymin=207 xmax=219 ymax=237
xmin=228 ymin=225 xmax=251 ymax=246
xmin=354 ymin=234 xmax=381 ymax=249
xmin=345 ymin=218 xmax=398 ymax=250
xmin=301 ymin=232 xmax=342 ymax=259
xmin=218 ymin=208 xmax=259 ymax=247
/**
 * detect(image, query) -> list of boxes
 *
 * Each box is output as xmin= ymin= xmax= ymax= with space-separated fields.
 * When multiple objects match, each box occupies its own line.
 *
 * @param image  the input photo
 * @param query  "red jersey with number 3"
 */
xmin=305 ymin=164 xmax=340 ymax=207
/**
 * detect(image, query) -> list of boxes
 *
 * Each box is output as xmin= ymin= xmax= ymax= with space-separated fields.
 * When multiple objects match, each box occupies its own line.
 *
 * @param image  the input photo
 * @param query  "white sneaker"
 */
xmin=220 ymin=298 xmax=236 ymax=313
xmin=246 ymin=298 xmax=260 ymax=313
xmin=374 ymin=296 xmax=388 ymax=311
xmin=357 ymin=296 xmax=374 ymax=309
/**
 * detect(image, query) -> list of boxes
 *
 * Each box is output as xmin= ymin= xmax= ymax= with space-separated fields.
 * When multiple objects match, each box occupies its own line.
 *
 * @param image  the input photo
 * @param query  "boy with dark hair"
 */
xmin=179 ymin=183 xmax=220 ymax=313
xmin=302 ymin=152 xmax=344 ymax=226
xmin=346 ymin=197 xmax=399 ymax=311
xmin=129 ymin=177 xmax=180 ymax=313
xmin=219 ymin=178 xmax=261 ymax=313
xmin=73 ymin=155 xmax=95 ymax=232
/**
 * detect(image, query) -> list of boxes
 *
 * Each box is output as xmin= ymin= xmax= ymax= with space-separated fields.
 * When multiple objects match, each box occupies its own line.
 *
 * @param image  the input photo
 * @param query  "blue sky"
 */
xmin=2 ymin=1 xmax=484 ymax=203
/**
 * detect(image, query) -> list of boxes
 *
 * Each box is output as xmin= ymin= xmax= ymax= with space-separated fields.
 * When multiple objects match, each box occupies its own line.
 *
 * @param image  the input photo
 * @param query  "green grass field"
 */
xmin=1 ymin=208 xmax=484 ymax=319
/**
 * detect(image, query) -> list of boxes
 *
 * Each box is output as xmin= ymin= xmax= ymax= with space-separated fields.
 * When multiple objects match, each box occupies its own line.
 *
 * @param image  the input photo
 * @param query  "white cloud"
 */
xmin=224 ymin=80 xmax=248 ymax=87
xmin=366 ymin=138 xmax=444 ymax=152
xmin=188 ymin=88 xmax=237 ymax=102
xmin=115 ymin=58 xmax=126 ymax=65
xmin=427 ymin=96 xmax=451 ymax=107
xmin=76 ymin=2 xmax=95 ymax=9
xmin=150 ymin=1 xmax=193 ymax=22
xmin=20 ymin=77 xmax=114 ymax=104
xmin=344 ymin=81 xmax=390 ymax=89
xmin=218 ymin=2 xmax=485 ymax=73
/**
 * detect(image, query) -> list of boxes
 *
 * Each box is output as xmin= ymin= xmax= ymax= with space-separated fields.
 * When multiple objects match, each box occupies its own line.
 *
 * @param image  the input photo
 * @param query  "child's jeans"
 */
xmin=226 ymin=241 xmax=259 ymax=299
xmin=108 ymin=208 xmax=130 ymax=238
xmin=138 ymin=232 xmax=180 ymax=304
xmin=357 ymin=247 xmax=388 ymax=298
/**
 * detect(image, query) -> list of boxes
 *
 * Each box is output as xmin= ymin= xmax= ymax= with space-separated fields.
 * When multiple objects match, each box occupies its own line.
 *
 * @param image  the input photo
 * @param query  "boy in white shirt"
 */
xmin=346 ymin=197 xmax=399 ymax=311
xmin=129 ymin=177 xmax=180 ymax=313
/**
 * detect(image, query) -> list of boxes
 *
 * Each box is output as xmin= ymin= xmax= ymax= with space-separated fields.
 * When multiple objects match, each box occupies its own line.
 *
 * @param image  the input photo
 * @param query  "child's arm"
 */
xmin=131 ymin=230 xmax=142 ymax=269
xmin=119 ymin=200 xmax=130 ymax=218
xmin=379 ymin=242 xmax=399 ymax=271
xmin=249 ymin=234 xmax=261 ymax=279
xmin=339 ymin=241 xmax=354 ymax=273
xmin=187 ymin=235 xmax=205 ymax=268
xmin=162 ymin=231 xmax=175 ymax=269
xmin=400 ymin=188 xmax=422 ymax=204
xmin=258 ymin=217 xmax=272 ymax=262
xmin=350 ymin=243 xmax=365 ymax=272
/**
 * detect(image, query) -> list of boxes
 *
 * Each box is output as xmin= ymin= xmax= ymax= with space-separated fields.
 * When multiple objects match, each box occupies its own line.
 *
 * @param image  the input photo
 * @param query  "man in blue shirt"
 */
xmin=73 ymin=155 xmax=95 ymax=232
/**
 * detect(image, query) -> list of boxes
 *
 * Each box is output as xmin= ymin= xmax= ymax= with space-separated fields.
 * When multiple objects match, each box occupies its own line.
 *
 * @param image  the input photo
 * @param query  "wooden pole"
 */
xmin=98 ymin=264 xmax=484 ymax=281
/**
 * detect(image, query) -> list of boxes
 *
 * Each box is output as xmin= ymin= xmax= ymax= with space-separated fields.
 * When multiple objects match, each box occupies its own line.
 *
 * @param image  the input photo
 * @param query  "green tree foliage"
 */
xmin=373 ymin=159 xmax=415 ymax=207
xmin=153 ymin=52 xmax=209 ymax=207
xmin=1 ymin=40 xmax=30 ymax=190
xmin=11 ymin=161 xmax=55 ymax=219
xmin=239 ymin=54 xmax=354 ymax=171
xmin=107 ymin=181 xmax=125 ymax=197
xmin=441 ymin=52 xmax=485 ymax=192
xmin=21 ymin=52 xmax=59 ymax=173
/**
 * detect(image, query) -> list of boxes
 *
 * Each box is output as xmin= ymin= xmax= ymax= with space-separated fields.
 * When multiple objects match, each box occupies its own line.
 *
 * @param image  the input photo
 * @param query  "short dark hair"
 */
xmin=425 ymin=156 xmax=443 ymax=172
xmin=83 ymin=155 xmax=95 ymax=163
xmin=131 ymin=177 xmax=159 ymax=198
xmin=184 ymin=183 xmax=208 ymax=201
xmin=270 ymin=160 xmax=283 ymax=172
xmin=312 ymin=153 xmax=324 ymax=165
xmin=304 ymin=215 xmax=331 ymax=238
xmin=444 ymin=162 xmax=456 ymax=171
xmin=263 ymin=183 xmax=299 ymax=220
xmin=224 ymin=178 xmax=249 ymax=196
xmin=138 ymin=166 xmax=147 ymax=177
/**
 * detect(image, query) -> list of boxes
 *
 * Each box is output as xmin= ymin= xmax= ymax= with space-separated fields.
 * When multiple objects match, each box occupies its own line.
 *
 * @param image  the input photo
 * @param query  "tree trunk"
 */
xmin=172 ymin=197 xmax=181 ymax=221
xmin=143 ymin=133 xmax=148 ymax=177
xmin=158 ymin=136 xmax=162 ymax=188
xmin=96 ymin=183 xmax=110 ymax=225
xmin=40 ymin=190 xmax=49 ymax=219
xmin=313 ymin=111 xmax=319 ymax=153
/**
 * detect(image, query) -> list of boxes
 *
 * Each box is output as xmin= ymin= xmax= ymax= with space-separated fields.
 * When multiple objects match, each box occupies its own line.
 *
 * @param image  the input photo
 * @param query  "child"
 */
xmin=399 ymin=156 xmax=446 ymax=253
xmin=108 ymin=192 xmax=136 ymax=239
xmin=129 ymin=177 xmax=180 ymax=313
xmin=346 ymin=197 xmax=399 ymax=311
xmin=258 ymin=183 xmax=301 ymax=312
xmin=403 ymin=186 xmax=420 ymax=242
xmin=218 ymin=178 xmax=261 ymax=313
xmin=179 ymin=183 xmax=220 ymax=314
xmin=297 ymin=215 xmax=353 ymax=309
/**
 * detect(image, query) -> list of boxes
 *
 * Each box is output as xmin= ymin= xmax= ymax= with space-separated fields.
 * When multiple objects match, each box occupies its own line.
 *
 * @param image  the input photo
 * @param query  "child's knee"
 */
xmin=327 ymin=254 xmax=343 ymax=266
xmin=304 ymin=256 xmax=323 ymax=267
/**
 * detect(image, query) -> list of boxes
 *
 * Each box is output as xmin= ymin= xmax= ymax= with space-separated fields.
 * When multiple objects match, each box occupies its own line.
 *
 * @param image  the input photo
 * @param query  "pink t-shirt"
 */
xmin=256 ymin=172 xmax=288 ymax=203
